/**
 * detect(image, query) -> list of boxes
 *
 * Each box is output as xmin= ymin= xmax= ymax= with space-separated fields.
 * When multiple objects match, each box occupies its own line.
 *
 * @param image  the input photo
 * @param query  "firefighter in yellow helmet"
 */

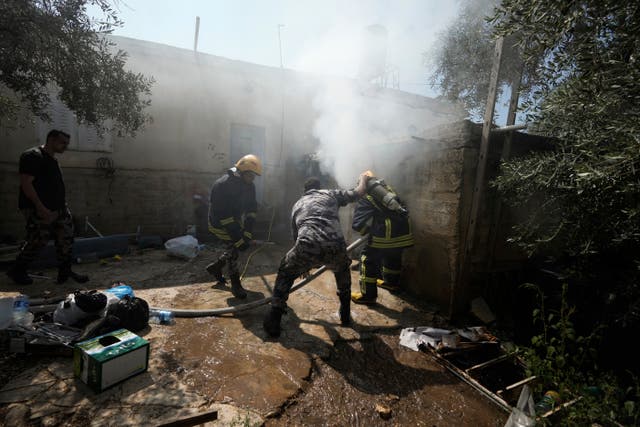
xmin=350 ymin=173 xmax=413 ymax=305
xmin=205 ymin=154 xmax=262 ymax=298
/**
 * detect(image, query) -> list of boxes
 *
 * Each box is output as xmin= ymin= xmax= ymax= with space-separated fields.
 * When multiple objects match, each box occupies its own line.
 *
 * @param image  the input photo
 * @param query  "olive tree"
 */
xmin=427 ymin=0 xmax=531 ymax=119
xmin=490 ymin=0 xmax=640 ymax=268
xmin=432 ymin=3 xmax=640 ymax=422
xmin=0 ymin=0 xmax=153 ymax=136
xmin=431 ymin=0 xmax=639 ymax=278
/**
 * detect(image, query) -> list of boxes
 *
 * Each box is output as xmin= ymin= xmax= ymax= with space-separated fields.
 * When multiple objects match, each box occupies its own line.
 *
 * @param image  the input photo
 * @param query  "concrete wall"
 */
xmin=365 ymin=123 xmax=470 ymax=313
xmin=0 ymin=36 xmax=459 ymax=244
xmin=362 ymin=121 xmax=551 ymax=316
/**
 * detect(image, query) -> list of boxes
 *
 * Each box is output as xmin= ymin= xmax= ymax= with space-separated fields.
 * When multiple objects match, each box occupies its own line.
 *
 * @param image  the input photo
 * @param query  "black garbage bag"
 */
xmin=74 ymin=290 xmax=108 ymax=313
xmin=106 ymin=295 xmax=150 ymax=333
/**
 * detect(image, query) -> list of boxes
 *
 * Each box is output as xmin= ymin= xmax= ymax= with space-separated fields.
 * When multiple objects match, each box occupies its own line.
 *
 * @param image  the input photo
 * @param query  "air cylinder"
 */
xmin=365 ymin=178 xmax=407 ymax=215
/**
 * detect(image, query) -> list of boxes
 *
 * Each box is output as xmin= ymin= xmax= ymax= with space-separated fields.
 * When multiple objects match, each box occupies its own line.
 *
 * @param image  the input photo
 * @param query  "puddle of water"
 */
xmin=157 ymin=316 xmax=311 ymax=412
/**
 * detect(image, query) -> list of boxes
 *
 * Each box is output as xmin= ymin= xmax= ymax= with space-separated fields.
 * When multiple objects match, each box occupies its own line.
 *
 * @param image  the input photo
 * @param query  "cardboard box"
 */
xmin=73 ymin=328 xmax=149 ymax=393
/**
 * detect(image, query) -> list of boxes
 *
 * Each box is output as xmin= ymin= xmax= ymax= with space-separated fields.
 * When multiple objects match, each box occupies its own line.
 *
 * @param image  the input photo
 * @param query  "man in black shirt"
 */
xmin=7 ymin=129 xmax=89 ymax=286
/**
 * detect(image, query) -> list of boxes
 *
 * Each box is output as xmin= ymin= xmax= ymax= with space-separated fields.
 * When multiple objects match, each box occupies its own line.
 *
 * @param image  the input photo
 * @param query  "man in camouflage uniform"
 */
xmin=7 ymin=130 xmax=89 ymax=286
xmin=205 ymin=154 xmax=261 ymax=299
xmin=262 ymin=173 xmax=370 ymax=338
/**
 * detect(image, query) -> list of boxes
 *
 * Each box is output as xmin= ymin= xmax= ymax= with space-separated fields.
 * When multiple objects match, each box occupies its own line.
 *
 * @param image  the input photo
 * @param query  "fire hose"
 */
xmin=150 ymin=235 xmax=368 ymax=317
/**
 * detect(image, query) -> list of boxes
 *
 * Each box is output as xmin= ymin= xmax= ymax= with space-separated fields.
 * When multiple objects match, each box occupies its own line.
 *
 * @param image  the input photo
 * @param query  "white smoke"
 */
xmin=292 ymin=4 xmax=460 ymax=188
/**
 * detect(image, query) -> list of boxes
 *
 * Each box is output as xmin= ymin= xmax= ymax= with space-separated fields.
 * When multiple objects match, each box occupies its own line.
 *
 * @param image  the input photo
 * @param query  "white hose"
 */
xmin=151 ymin=235 xmax=368 ymax=317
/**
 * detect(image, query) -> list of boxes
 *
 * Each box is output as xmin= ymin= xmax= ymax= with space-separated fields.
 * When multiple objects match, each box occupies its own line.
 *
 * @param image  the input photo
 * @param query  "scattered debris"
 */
xmin=470 ymin=297 xmax=496 ymax=324
xmin=164 ymin=235 xmax=200 ymax=259
xmin=399 ymin=326 xmax=496 ymax=352
xmin=156 ymin=408 xmax=218 ymax=427
xmin=375 ymin=402 xmax=392 ymax=419
xmin=399 ymin=324 xmax=525 ymax=415
xmin=504 ymin=384 xmax=536 ymax=427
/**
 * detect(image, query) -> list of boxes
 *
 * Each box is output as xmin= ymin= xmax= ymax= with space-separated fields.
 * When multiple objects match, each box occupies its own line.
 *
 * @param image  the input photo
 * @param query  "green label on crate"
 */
xmin=76 ymin=329 xmax=148 ymax=362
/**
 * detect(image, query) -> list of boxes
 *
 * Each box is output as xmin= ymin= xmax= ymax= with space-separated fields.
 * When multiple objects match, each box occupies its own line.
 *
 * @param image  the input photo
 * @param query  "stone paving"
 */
xmin=0 ymin=245 xmax=503 ymax=426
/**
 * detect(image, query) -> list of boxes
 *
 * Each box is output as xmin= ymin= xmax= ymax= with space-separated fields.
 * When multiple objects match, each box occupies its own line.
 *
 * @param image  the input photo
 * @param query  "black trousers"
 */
xmin=358 ymin=245 xmax=404 ymax=295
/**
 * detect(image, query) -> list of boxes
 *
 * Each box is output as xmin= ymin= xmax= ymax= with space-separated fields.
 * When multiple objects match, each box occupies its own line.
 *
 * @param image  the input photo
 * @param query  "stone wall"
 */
xmin=365 ymin=121 xmax=552 ymax=316
xmin=0 ymin=162 xmax=216 ymax=240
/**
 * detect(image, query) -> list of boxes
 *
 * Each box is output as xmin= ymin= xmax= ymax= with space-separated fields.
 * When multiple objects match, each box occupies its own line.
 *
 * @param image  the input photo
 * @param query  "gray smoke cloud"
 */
xmin=292 ymin=4 xmax=461 ymax=188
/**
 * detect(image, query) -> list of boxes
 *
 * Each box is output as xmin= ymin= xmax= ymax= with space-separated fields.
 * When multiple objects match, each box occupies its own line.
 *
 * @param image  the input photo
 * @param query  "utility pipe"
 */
xmin=151 ymin=235 xmax=369 ymax=317
xmin=490 ymin=123 xmax=528 ymax=133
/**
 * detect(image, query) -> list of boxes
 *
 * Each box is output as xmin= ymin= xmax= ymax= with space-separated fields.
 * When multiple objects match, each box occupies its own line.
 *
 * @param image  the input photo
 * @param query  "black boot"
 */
xmin=351 ymin=283 xmax=378 ymax=305
xmin=205 ymin=257 xmax=224 ymax=279
xmin=229 ymin=273 xmax=247 ymax=299
xmin=6 ymin=263 xmax=33 ymax=285
xmin=57 ymin=265 xmax=89 ymax=284
xmin=263 ymin=307 xmax=284 ymax=337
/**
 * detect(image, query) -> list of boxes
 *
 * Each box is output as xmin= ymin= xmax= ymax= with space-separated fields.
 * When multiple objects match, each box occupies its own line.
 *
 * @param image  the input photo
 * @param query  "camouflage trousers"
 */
xmin=272 ymin=237 xmax=351 ymax=309
xmin=16 ymin=208 xmax=75 ymax=268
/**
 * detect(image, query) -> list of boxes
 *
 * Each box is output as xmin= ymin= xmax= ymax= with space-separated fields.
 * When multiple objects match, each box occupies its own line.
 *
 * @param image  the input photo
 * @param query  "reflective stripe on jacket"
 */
xmin=352 ymin=194 xmax=414 ymax=249
xmin=208 ymin=169 xmax=257 ymax=243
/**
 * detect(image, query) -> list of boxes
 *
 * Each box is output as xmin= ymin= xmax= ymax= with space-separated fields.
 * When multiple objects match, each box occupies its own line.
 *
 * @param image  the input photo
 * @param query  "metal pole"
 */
xmin=278 ymin=24 xmax=284 ymax=68
xmin=193 ymin=16 xmax=200 ymax=52
xmin=277 ymin=24 xmax=285 ymax=166
xmin=491 ymin=123 xmax=527 ymax=133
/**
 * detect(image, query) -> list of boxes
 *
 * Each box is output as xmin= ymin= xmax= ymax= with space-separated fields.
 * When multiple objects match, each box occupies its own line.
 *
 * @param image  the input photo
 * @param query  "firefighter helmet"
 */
xmin=235 ymin=154 xmax=262 ymax=176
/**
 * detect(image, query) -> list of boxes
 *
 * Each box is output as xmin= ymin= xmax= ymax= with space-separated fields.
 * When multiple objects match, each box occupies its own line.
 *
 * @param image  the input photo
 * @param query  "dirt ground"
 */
xmin=0 ymin=243 xmax=509 ymax=426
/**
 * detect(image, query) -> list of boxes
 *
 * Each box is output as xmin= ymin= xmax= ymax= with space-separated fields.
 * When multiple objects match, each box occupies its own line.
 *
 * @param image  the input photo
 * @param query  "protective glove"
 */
xmin=237 ymin=240 xmax=250 ymax=252
xmin=236 ymin=230 xmax=252 ymax=252
xmin=300 ymin=270 xmax=311 ymax=280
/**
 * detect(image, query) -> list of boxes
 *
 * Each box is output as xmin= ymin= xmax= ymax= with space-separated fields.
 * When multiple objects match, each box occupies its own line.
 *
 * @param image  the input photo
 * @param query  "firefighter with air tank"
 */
xmin=351 ymin=172 xmax=414 ymax=304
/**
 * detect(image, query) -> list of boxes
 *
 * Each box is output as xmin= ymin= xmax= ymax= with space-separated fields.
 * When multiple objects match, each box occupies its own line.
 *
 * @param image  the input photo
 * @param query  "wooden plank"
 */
xmin=156 ymin=409 xmax=218 ymax=427
xmin=453 ymin=37 xmax=504 ymax=318
xmin=505 ymin=375 xmax=537 ymax=391
xmin=465 ymin=352 xmax=515 ymax=374
xmin=487 ymin=59 xmax=524 ymax=271
xmin=540 ymin=397 xmax=582 ymax=419
xmin=464 ymin=36 xmax=504 ymax=255
xmin=424 ymin=348 xmax=513 ymax=413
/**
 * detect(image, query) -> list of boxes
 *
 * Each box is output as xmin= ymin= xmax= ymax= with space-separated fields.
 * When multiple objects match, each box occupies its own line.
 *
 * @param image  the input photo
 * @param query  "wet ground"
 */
xmin=0 ymin=244 xmax=508 ymax=426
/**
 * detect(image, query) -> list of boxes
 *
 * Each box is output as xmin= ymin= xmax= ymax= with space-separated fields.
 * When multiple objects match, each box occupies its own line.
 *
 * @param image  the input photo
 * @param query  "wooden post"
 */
xmin=486 ymin=58 xmax=524 ymax=271
xmin=452 ymin=37 xmax=504 ymax=319
xmin=465 ymin=36 xmax=504 ymax=255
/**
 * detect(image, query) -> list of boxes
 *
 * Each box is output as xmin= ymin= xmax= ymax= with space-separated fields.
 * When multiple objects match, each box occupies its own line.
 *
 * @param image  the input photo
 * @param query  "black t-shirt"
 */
xmin=18 ymin=147 xmax=66 ymax=210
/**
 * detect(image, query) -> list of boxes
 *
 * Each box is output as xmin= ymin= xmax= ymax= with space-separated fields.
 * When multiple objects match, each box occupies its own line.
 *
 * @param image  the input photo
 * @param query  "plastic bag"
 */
xmin=0 ymin=297 xmax=15 ymax=329
xmin=164 ymin=235 xmax=200 ymax=259
xmin=104 ymin=284 xmax=135 ymax=299
xmin=504 ymin=384 xmax=536 ymax=427
xmin=107 ymin=295 xmax=150 ymax=332
xmin=53 ymin=292 xmax=119 ymax=326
